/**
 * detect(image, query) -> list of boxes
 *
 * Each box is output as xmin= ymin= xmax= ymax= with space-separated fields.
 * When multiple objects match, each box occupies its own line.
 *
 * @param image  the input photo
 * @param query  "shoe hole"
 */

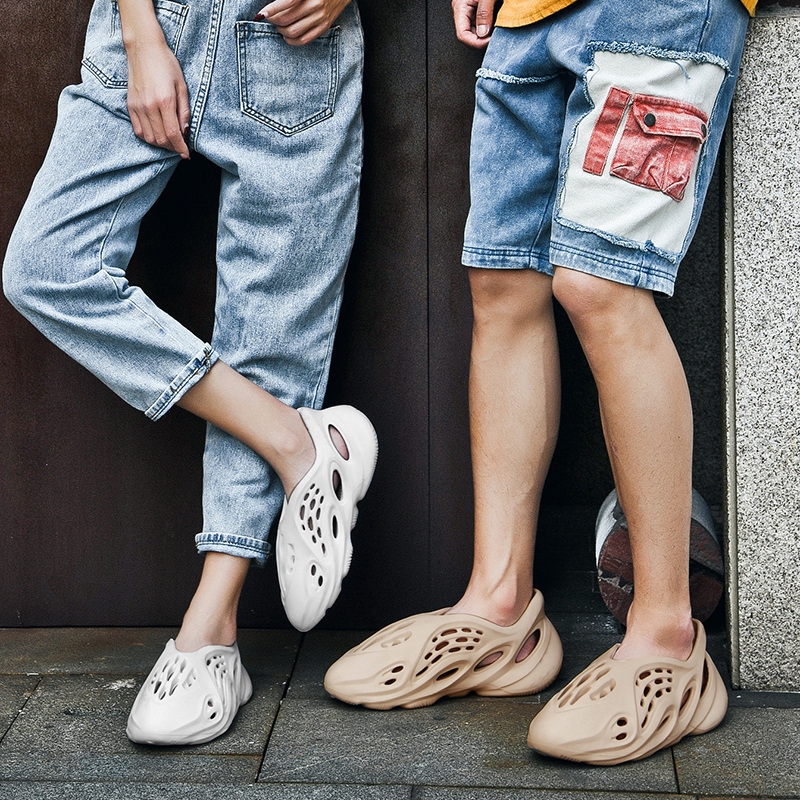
xmin=318 ymin=575 xmax=324 ymax=586
xmin=615 ymin=732 xmax=627 ymax=740
xmin=332 ymin=469 xmax=342 ymax=500
xmin=391 ymin=665 xmax=404 ymax=673
xmin=328 ymin=424 xmax=350 ymax=459
xmin=415 ymin=666 xmax=429 ymax=677
xmin=436 ymin=667 xmax=459 ymax=681
xmin=701 ymin=659 xmax=710 ymax=692
xmin=680 ymin=688 xmax=693 ymax=711
xmin=332 ymin=516 xmax=338 ymax=539
xmin=475 ymin=651 xmax=502 ymax=670
xmin=434 ymin=641 xmax=449 ymax=652
xmin=515 ymin=628 xmax=541 ymax=663
xmin=383 ymin=678 xmax=396 ymax=686
xmin=311 ymin=565 xmax=317 ymax=576
xmin=616 ymin=717 xmax=627 ymax=727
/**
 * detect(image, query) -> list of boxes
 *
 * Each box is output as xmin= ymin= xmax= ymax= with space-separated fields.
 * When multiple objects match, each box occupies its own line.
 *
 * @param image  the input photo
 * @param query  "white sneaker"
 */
xmin=126 ymin=639 xmax=252 ymax=746
xmin=276 ymin=405 xmax=378 ymax=631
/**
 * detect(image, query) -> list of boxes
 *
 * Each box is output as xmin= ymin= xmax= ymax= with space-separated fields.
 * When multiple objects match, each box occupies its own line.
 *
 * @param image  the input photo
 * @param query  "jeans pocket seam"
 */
xmin=236 ymin=23 xmax=340 ymax=136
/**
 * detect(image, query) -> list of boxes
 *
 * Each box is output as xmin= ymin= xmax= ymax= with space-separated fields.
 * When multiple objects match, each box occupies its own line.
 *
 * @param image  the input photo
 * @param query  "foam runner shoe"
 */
xmin=126 ymin=640 xmax=252 ymax=746
xmin=527 ymin=619 xmax=727 ymax=764
xmin=324 ymin=590 xmax=562 ymax=709
xmin=276 ymin=405 xmax=378 ymax=632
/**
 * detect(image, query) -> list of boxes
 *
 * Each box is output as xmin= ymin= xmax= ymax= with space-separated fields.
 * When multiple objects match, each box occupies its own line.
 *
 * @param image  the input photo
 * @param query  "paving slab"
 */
xmin=0 ymin=783 xmax=412 ymax=800
xmin=0 ymin=675 xmax=38 ymax=741
xmin=0 ymin=672 xmax=281 ymax=782
xmin=0 ymin=628 xmax=301 ymax=677
xmin=288 ymin=629 xmax=367 ymax=700
xmin=259 ymin=697 xmax=677 ymax=792
xmin=674 ymin=707 xmax=800 ymax=797
xmin=414 ymin=791 xmax=687 ymax=800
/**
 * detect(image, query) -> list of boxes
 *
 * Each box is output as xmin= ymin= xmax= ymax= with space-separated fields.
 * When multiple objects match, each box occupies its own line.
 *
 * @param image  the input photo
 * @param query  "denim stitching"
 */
xmin=236 ymin=24 xmax=340 ymax=136
xmin=555 ymin=214 xmax=683 ymax=264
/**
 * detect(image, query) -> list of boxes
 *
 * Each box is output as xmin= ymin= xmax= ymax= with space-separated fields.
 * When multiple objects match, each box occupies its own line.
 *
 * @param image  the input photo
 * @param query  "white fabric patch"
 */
xmin=558 ymin=50 xmax=725 ymax=255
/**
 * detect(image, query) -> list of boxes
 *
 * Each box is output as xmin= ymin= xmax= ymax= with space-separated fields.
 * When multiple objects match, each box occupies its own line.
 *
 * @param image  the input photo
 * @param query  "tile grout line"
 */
xmin=0 ymin=675 xmax=42 ymax=749
xmin=255 ymin=632 xmax=306 ymax=777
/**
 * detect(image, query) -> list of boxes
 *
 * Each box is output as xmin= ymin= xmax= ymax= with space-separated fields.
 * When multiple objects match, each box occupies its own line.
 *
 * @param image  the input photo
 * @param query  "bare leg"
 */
xmin=172 ymin=361 xmax=347 ymax=650
xmin=449 ymin=268 xmax=561 ymax=627
xmin=552 ymin=267 xmax=694 ymax=661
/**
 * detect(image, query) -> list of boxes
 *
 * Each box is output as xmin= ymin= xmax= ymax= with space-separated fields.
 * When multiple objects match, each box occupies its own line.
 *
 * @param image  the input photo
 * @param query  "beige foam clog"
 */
xmin=324 ymin=589 xmax=562 ymax=709
xmin=527 ymin=619 xmax=728 ymax=764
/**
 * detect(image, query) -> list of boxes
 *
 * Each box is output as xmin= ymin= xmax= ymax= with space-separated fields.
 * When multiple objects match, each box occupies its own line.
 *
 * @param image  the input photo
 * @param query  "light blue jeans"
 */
xmin=3 ymin=0 xmax=364 ymax=565
xmin=462 ymin=0 xmax=749 ymax=295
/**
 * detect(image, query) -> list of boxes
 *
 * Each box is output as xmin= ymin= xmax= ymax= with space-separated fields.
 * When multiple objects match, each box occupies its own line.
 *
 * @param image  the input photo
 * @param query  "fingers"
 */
xmin=452 ymin=0 xmax=496 ymax=48
xmin=127 ymin=84 xmax=190 ymax=159
xmin=257 ymin=0 xmax=349 ymax=45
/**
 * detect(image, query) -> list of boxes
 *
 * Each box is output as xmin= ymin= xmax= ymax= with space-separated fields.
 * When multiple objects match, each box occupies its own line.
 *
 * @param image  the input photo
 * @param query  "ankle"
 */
xmin=449 ymin=583 xmax=533 ymax=627
xmin=175 ymin=616 xmax=237 ymax=652
xmin=271 ymin=410 xmax=315 ymax=496
xmin=616 ymin=603 xmax=694 ymax=661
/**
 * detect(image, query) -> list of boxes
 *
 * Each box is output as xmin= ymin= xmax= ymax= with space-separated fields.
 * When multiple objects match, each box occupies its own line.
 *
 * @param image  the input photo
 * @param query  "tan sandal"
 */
xmin=527 ymin=619 xmax=727 ymax=765
xmin=324 ymin=590 xmax=562 ymax=710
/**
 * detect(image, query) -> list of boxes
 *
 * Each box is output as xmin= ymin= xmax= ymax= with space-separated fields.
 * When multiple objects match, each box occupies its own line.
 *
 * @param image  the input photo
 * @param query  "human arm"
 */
xmin=117 ymin=0 xmax=191 ymax=159
xmin=255 ymin=0 xmax=351 ymax=46
xmin=453 ymin=0 xmax=496 ymax=48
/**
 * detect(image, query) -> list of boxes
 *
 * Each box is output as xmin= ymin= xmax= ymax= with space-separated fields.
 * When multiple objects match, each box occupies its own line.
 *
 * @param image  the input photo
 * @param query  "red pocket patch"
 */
xmin=583 ymin=89 xmax=709 ymax=202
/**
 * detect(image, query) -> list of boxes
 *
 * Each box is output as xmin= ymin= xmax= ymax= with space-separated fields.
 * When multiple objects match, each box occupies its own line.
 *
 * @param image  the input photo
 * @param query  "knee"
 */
xmin=3 ymin=229 xmax=48 ymax=319
xmin=469 ymin=268 xmax=554 ymax=332
xmin=551 ymin=268 xmax=633 ymax=336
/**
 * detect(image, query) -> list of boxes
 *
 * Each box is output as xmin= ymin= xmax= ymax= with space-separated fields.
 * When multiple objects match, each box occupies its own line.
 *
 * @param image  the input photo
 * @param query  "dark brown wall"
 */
xmin=0 ymin=0 xmax=726 ymax=629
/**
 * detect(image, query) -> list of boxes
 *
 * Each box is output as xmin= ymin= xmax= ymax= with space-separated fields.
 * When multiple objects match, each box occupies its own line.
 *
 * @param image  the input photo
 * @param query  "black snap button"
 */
xmin=643 ymin=112 xmax=656 ymax=127
xmin=701 ymin=123 xmax=708 ymax=137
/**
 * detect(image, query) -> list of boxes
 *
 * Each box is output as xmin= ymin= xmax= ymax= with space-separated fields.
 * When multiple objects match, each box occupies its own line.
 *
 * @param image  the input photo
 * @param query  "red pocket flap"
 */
xmin=630 ymin=94 xmax=708 ymax=141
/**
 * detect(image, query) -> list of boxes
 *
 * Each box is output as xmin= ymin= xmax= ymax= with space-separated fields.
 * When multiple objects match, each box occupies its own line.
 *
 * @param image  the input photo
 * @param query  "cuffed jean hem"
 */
xmin=462 ymin=246 xmax=553 ymax=274
xmin=549 ymin=234 xmax=677 ymax=296
xmin=195 ymin=532 xmax=271 ymax=567
xmin=145 ymin=344 xmax=219 ymax=421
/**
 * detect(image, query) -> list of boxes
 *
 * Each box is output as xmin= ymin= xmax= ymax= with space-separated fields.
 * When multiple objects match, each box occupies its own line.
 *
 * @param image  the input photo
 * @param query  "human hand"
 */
xmin=125 ymin=38 xmax=191 ymax=159
xmin=452 ymin=0 xmax=496 ymax=48
xmin=255 ymin=0 xmax=351 ymax=45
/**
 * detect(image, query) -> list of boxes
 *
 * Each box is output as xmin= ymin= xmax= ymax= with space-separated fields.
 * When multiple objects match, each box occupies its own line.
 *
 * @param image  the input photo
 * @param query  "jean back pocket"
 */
xmin=236 ymin=21 xmax=340 ymax=136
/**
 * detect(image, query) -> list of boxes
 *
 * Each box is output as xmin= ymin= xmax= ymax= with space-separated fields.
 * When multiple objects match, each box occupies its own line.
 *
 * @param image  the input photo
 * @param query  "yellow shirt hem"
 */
xmin=496 ymin=0 xmax=757 ymax=28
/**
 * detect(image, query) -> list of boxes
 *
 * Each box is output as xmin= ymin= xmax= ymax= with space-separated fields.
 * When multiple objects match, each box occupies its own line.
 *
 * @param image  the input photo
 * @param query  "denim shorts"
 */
xmin=3 ymin=0 xmax=364 ymax=564
xmin=462 ymin=0 xmax=750 ymax=295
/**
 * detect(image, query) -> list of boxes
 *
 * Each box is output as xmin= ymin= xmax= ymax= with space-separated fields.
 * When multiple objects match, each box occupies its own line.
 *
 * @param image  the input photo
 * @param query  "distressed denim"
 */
xmin=3 ymin=0 xmax=364 ymax=564
xmin=462 ymin=0 xmax=749 ymax=295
